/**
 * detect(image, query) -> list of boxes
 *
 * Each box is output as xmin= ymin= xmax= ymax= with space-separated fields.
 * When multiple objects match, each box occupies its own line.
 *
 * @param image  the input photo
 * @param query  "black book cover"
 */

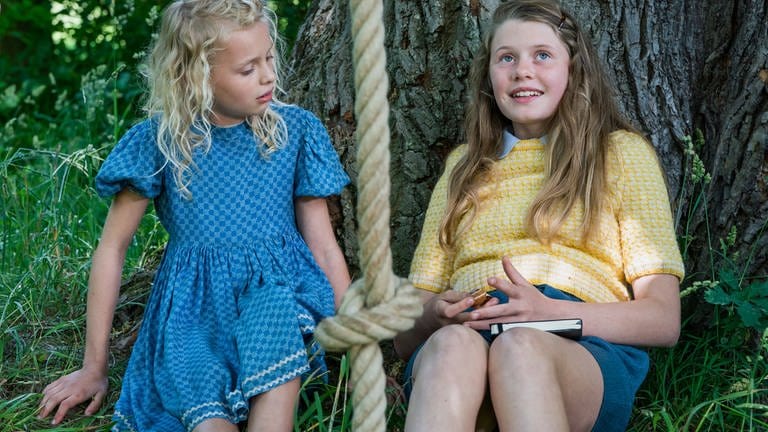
xmin=490 ymin=318 xmax=582 ymax=340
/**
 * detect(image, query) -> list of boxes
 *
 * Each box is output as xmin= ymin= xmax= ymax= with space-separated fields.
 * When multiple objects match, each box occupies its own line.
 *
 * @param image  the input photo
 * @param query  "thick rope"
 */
xmin=314 ymin=0 xmax=422 ymax=430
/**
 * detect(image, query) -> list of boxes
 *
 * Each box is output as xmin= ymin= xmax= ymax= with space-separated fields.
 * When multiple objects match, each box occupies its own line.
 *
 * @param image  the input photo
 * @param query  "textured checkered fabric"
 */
xmin=96 ymin=104 xmax=349 ymax=431
xmin=410 ymin=130 xmax=684 ymax=303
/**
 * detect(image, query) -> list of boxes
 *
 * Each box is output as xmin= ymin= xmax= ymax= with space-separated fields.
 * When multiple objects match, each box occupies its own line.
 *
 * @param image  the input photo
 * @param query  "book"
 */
xmin=490 ymin=318 xmax=583 ymax=340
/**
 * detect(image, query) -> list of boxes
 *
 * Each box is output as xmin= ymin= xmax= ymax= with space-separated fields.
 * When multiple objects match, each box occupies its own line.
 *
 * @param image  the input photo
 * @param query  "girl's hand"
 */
xmin=393 ymin=288 xmax=498 ymax=360
xmin=463 ymin=256 xmax=552 ymax=330
xmin=423 ymin=288 xmax=498 ymax=329
xmin=38 ymin=368 xmax=108 ymax=425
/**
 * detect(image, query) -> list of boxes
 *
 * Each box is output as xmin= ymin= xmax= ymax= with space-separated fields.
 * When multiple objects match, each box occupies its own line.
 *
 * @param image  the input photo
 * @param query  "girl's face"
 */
xmin=489 ymin=19 xmax=570 ymax=139
xmin=210 ymin=21 xmax=275 ymax=126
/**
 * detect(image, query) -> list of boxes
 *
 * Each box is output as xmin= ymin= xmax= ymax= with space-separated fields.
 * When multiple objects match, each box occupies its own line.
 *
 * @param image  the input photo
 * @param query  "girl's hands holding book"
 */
xmin=421 ymin=290 xmax=473 ymax=329
xmin=421 ymin=287 xmax=500 ymax=330
xmin=393 ymin=285 xmax=499 ymax=359
xmin=463 ymin=256 xmax=554 ymax=330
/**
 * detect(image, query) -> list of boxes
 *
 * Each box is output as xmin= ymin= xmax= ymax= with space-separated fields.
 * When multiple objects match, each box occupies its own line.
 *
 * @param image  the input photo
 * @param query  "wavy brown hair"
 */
xmin=141 ymin=0 xmax=287 ymax=198
xmin=439 ymin=0 xmax=639 ymax=249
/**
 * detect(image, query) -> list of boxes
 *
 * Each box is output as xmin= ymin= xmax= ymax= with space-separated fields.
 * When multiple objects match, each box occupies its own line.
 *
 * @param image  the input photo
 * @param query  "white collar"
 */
xmin=499 ymin=129 xmax=546 ymax=158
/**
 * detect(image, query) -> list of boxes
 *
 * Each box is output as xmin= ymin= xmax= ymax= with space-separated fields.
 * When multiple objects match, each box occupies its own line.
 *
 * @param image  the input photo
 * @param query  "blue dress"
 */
xmin=95 ymin=105 xmax=350 ymax=431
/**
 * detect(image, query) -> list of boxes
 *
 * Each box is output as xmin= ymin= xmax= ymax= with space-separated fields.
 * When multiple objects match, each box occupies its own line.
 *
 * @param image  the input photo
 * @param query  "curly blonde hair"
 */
xmin=439 ymin=0 xmax=639 ymax=249
xmin=141 ymin=0 xmax=287 ymax=197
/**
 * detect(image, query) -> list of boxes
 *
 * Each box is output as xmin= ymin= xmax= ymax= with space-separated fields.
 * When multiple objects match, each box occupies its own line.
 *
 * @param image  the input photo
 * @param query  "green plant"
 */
xmin=294 ymin=354 xmax=353 ymax=431
xmin=631 ymin=129 xmax=768 ymax=431
xmin=676 ymin=128 xmax=712 ymax=267
xmin=268 ymin=0 xmax=311 ymax=50
xmin=632 ymin=319 xmax=768 ymax=431
xmin=705 ymin=270 xmax=768 ymax=333
xmin=0 ymin=1 xmax=167 ymax=131
xmin=676 ymin=129 xmax=768 ymax=335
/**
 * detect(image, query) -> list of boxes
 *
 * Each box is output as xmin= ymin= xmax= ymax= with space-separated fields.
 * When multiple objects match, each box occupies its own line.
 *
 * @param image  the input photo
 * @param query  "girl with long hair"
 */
xmin=39 ymin=2 xmax=350 ymax=430
xmin=395 ymin=1 xmax=684 ymax=430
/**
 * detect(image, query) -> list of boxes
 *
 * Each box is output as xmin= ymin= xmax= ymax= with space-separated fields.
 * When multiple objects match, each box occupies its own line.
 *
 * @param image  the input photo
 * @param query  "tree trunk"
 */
xmin=286 ymin=0 xmax=768 ymax=282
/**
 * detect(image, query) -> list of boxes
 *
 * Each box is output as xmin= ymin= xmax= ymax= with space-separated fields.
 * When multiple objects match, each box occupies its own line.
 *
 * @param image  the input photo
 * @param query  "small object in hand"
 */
xmin=469 ymin=288 xmax=492 ymax=307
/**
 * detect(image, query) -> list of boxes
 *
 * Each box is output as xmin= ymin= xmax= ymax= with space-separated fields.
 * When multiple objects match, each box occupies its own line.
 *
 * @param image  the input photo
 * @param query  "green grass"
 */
xmin=2 ymin=55 xmax=767 ymax=432
xmin=633 ymin=321 xmax=767 ymax=431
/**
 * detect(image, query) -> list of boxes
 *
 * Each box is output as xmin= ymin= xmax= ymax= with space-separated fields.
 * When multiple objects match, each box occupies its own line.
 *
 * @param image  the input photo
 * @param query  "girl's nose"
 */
xmin=514 ymin=57 xmax=534 ymax=80
xmin=260 ymin=63 xmax=276 ymax=84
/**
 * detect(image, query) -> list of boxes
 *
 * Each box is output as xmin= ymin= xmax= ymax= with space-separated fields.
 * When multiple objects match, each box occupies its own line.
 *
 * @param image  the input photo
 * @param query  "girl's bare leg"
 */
xmin=193 ymin=418 xmax=239 ymax=432
xmin=247 ymin=377 xmax=301 ymax=432
xmin=488 ymin=328 xmax=603 ymax=432
xmin=405 ymin=324 xmax=489 ymax=432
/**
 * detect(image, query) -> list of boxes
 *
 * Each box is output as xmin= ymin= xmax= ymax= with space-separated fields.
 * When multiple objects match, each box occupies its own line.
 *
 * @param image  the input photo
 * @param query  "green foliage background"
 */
xmin=0 ymin=0 xmax=308 ymax=138
xmin=1 ymin=1 xmax=766 ymax=431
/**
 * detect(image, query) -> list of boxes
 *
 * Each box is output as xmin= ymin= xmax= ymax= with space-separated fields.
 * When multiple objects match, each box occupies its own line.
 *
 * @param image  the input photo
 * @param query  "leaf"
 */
xmin=705 ymin=286 xmax=733 ymax=306
xmin=718 ymin=269 xmax=740 ymax=291
xmin=736 ymin=303 xmax=762 ymax=329
xmin=745 ymin=279 xmax=768 ymax=300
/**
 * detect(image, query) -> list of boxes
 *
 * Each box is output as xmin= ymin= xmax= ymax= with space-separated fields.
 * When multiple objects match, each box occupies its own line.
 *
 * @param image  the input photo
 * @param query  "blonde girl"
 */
xmin=39 ymin=1 xmax=350 ymax=431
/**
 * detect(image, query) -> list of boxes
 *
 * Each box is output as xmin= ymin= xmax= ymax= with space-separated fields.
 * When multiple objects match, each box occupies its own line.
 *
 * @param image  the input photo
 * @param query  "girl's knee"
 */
xmin=486 ymin=329 xmax=564 ymax=402
xmin=249 ymin=378 xmax=300 ymax=407
xmin=488 ymin=328 xmax=555 ymax=369
xmin=414 ymin=325 xmax=488 ymax=380
xmin=192 ymin=418 xmax=239 ymax=432
xmin=422 ymin=324 xmax=487 ymax=358
xmin=247 ymin=378 xmax=300 ymax=432
xmin=408 ymin=326 xmax=490 ymax=423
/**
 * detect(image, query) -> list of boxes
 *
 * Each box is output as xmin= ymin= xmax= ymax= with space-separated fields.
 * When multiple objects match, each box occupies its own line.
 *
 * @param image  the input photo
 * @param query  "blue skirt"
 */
xmin=403 ymin=285 xmax=649 ymax=432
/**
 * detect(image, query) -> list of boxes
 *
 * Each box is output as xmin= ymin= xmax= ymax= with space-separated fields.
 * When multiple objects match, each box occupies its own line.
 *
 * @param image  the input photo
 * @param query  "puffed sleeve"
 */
xmin=408 ymin=146 xmax=467 ymax=293
xmin=294 ymin=110 xmax=350 ymax=197
xmin=94 ymin=119 xmax=165 ymax=199
xmin=613 ymin=131 xmax=685 ymax=282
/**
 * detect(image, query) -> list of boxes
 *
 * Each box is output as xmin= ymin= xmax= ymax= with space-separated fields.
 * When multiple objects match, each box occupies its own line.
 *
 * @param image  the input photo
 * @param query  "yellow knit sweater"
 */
xmin=409 ymin=130 xmax=685 ymax=303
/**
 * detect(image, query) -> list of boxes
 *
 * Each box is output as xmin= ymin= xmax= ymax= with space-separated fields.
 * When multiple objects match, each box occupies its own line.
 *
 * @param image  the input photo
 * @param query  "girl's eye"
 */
xmin=536 ymin=52 xmax=551 ymax=61
xmin=500 ymin=54 xmax=515 ymax=63
xmin=241 ymin=69 xmax=254 ymax=76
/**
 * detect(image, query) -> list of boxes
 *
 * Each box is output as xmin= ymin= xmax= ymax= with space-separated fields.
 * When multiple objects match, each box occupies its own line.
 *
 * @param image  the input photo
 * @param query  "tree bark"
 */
xmin=286 ymin=0 xmax=768 ymax=282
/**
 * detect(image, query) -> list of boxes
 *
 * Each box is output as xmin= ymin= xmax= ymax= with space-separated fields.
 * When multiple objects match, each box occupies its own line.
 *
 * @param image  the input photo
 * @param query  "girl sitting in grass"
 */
xmin=394 ymin=1 xmax=684 ymax=430
xmin=39 ymin=1 xmax=350 ymax=430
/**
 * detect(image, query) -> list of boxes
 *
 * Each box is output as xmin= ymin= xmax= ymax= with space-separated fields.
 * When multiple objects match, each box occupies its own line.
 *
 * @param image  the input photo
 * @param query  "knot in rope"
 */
xmin=316 ymin=277 xmax=422 ymax=351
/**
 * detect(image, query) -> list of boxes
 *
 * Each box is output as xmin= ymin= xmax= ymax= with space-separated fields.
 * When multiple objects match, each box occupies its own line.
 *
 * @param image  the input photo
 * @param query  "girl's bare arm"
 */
xmin=39 ymin=190 xmax=149 ymax=424
xmin=466 ymin=256 xmax=681 ymax=347
xmin=295 ymin=196 xmax=351 ymax=309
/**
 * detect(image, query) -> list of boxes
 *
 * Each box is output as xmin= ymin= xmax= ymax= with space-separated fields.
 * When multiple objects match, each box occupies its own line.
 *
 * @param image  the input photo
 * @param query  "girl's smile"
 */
xmin=489 ymin=19 xmax=570 ymax=139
